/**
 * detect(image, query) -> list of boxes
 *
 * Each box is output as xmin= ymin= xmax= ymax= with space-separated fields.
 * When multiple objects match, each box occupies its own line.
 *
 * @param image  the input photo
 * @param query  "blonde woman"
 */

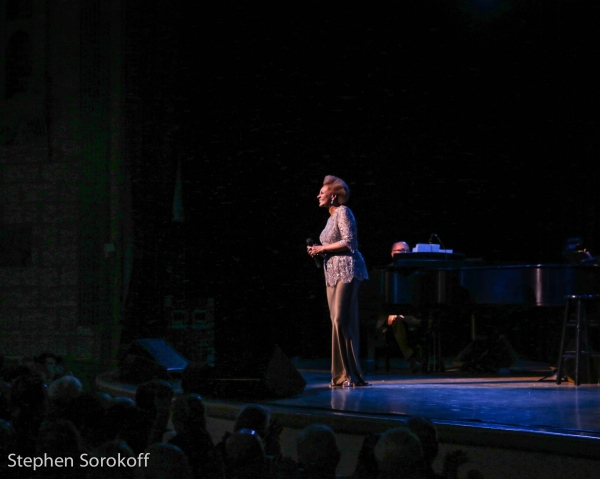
xmin=308 ymin=175 xmax=369 ymax=387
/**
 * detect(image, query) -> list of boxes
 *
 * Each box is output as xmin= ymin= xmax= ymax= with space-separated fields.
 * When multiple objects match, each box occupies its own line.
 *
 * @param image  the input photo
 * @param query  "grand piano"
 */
xmin=380 ymin=253 xmax=600 ymax=308
xmin=376 ymin=251 xmax=600 ymax=372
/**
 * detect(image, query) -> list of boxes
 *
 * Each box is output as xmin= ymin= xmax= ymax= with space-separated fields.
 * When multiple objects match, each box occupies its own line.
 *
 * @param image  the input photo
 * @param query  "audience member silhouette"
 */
xmin=168 ymin=394 xmax=224 ymax=479
xmin=103 ymin=396 xmax=137 ymax=446
xmin=140 ymin=442 xmax=193 ymax=479
xmin=9 ymin=372 xmax=48 ymax=455
xmin=407 ymin=417 xmax=441 ymax=478
xmin=134 ymin=379 xmax=174 ymax=449
xmin=233 ymin=403 xmax=283 ymax=459
xmin=46 ymin=375 xmax=83 ymax=421
xmin=296 ymin=424 xmax=341 ymax=479
xmin=353 ymin=432 xmax=381 ymax=479
xmin=373 ymin=427 xmax=427 ymax=479
xmin=87 ymin=440 xmax=136 ymax=479
xmin=34 ymin=418 xmax=83 ymax=478
xmin=30 ymin=351 xmax=70 ymax=385
xmin=116 ymin=406 xmax=154 ymax=455
xmin=407 ymin=417 xmax=483 ymax=479
xmin=64 ymin=391 xmax=111 ymax=451
xmin=224 ymin=428 xmax=267 ymax=479
xmin=33 ymin=351 xmax=61 ymax=384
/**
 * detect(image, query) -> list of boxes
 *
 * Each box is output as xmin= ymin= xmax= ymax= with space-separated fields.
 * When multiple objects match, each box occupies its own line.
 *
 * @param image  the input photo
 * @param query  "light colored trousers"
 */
xmin=327 ymin=278 xmax=364 ymax=384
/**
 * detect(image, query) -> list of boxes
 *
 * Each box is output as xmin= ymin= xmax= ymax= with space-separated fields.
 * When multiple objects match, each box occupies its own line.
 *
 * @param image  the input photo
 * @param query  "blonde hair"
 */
xmin=323 ymin=175 xmax=350 ymax=205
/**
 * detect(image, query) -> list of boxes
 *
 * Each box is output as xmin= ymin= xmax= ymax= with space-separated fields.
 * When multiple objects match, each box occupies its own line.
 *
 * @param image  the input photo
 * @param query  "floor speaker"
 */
xmin=182 ymin=344 xmax=306 ymax=399
xmin=119 ymin=338 xmax=189 ymax=383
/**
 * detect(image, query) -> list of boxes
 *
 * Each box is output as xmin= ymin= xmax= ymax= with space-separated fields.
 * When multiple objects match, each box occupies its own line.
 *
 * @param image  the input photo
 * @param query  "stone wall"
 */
xmin=0 ymin=144 xmax=99 ymax=359
xmin=0 ymin=1 xmax=115 ymax=362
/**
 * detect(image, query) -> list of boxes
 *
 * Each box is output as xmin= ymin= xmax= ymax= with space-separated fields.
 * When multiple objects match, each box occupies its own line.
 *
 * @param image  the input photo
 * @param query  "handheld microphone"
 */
xmin=306 ymin=238 xmax=322 ymax=268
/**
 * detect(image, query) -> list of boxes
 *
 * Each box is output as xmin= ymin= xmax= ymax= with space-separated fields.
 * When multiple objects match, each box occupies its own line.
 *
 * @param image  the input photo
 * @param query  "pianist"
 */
xmin=377 ymin=241 xmax=423 ymax=371
xmin=391 ymin=241 xmax=410 ymax=256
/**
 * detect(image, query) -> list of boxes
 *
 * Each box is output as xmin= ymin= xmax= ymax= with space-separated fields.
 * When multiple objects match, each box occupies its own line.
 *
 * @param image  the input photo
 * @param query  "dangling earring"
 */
xmin=330 ymin=196 xmax=335 ymax=206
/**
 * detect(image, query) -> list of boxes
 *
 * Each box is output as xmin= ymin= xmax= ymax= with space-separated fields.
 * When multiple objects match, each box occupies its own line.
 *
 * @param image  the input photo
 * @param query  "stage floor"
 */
xmin=96 ymin=360 xmax=600 ymax=460
xmin=269 ymin=367 xmax=600 ymax=439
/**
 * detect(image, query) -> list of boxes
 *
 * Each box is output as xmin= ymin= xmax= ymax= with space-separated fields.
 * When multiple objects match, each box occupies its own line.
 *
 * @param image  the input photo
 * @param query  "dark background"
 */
xmin=121 ymin=1 xmax=600 ymax=364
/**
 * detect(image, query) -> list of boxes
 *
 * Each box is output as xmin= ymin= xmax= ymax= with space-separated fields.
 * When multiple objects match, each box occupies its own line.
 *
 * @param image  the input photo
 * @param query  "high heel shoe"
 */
xmin=353 ymin=380 xmax=371 ymax=387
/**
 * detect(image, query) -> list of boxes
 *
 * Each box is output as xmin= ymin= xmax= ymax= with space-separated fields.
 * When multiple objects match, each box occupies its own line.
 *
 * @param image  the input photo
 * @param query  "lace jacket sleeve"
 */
xmin=336 ymin=206 xmax=358 ymax=254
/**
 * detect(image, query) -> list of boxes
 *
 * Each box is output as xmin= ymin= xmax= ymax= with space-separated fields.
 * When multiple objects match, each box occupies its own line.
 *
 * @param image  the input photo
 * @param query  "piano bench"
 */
xmin=556 ymin=294 xmax=600 ymax=386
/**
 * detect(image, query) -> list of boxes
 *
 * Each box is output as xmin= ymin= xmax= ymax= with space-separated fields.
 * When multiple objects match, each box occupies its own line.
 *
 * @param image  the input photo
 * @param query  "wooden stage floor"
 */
xmin=97 ymin=359 xmax=600 ymax=462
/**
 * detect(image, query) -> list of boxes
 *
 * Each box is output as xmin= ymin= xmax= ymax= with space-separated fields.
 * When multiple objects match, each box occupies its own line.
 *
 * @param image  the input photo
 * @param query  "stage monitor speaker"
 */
xmin=182 ymin=344 xmax=306 ymax=399
xmin=119 ymin=338 xmax=189 ymax=383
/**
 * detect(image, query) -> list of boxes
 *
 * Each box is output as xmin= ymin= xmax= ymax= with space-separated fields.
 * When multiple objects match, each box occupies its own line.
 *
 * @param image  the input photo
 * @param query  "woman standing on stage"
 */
xmin=308 ymin=175 xmax=369 ymax=387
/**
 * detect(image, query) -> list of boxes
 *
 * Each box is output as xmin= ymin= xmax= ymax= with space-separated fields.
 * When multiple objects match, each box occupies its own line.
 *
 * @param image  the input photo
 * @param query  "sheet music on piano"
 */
xmin=413 ymin=243 xmax=453 ymax=254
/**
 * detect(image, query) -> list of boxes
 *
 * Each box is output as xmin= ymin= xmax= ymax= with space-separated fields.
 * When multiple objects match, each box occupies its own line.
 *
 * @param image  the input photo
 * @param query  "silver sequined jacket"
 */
xmin=319 ymin=205 xmax=368 ymax=286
